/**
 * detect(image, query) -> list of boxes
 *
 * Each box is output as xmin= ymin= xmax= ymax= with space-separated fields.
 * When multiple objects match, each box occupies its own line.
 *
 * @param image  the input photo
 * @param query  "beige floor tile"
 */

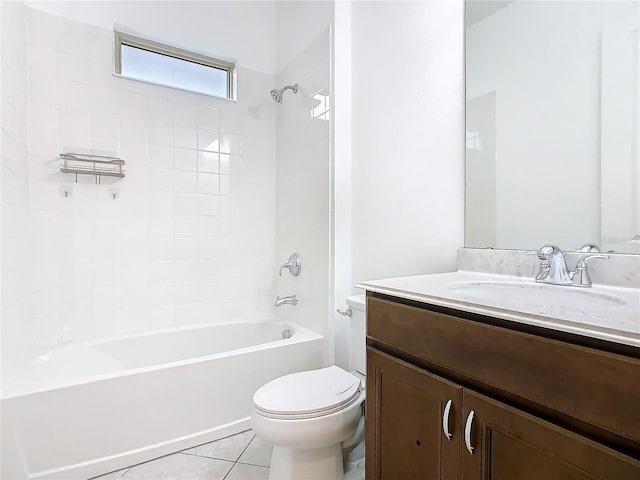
xmin=90 ymin=468 xmax=129 ymax=479
xmin=225 ymin=462 xmax=270 ymax=480
xmin=238 ymin=435 xmax=273 ymax=467
xmin=181 ymin=430 xmax=254 ymax=462
xmin=123 ymin=453 xmax=233 ymax=480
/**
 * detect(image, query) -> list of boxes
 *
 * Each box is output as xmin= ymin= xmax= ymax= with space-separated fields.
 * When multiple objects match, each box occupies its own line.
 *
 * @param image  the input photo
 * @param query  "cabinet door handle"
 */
xmin=464 ymin=410 xmax=475 ymax=455
xmin=442 ymin=399 xmax=453 ymax=441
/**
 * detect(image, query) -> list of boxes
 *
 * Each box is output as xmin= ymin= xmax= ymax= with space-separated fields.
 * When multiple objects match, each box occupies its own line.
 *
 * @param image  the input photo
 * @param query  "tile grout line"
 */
xmin=222 ymin=434 xmax=256 ymax=480
xmin=178 ymin=451 xmax=215 ymax=459
xmin=235 ymin=460 xmax=270 ymax=468
xmin=178 ymin=451 xmax=236 ymax=464
xmin=96 ymin=430 xmax=262 ymax=480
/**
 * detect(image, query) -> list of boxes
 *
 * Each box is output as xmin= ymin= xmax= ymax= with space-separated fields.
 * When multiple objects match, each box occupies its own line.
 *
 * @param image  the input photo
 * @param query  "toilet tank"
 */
xmin=346 ymin=295 xmax=366 ymax=375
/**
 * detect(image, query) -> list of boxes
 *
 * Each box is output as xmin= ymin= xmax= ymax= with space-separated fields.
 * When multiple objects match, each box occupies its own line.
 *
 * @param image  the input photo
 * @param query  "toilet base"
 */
xmin=269 ymin=444 xmax=344 ymax=480
xmin=344 ymin=441 xmax=365 ymax=480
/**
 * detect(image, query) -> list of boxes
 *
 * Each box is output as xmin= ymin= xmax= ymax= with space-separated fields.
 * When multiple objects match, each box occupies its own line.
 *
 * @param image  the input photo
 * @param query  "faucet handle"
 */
xmin=573 ymin=254 xmax=610 ymax=287
xmin=577 ymin=254 xmax=610 ymax=268
xmin=278 ymin=253 xmax=302 ymax=277
xmin=578 ymin=243 xmax=601 ymax=253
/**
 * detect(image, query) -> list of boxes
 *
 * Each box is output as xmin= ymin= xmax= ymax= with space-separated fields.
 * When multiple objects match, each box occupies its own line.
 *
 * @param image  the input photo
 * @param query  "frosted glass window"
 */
xmin=115 ymin=32 xmax=234 ymax=99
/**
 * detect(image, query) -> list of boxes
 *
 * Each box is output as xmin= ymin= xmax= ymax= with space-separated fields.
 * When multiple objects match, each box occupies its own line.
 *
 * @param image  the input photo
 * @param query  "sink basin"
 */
xmin=448 ymin=281 xmax=626 ymax=311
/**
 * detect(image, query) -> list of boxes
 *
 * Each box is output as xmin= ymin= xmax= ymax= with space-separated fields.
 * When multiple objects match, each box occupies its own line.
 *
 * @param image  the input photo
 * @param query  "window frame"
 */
xmin=114 ymin=31 xmax=235 ymax=100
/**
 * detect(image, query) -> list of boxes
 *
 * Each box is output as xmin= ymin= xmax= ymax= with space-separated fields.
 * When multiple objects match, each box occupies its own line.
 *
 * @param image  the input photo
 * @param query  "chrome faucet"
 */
xmin=275 ymin=294 xmax=298 ymax=307
xmin=529 ymin=244 xmax=609 ymax=287
xmin=531 ymin=244 xmax=573 ymax=285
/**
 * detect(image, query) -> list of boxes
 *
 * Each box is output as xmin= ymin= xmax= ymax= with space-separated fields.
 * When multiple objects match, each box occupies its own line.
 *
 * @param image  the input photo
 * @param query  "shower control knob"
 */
xmin=279 ymin=253 xmax=302 ymax=277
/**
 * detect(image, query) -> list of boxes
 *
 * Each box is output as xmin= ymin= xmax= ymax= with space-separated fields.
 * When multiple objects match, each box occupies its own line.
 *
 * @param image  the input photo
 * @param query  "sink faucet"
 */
xmin=529 ymin=244 xmax=609 ymax=287
xmin=275 ymin=294 xmax=298 ymax=307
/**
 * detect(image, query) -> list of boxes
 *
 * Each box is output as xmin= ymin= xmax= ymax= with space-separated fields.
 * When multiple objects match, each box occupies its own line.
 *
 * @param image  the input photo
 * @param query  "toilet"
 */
xmin=251 ymin=295 xmax=366 ymax=480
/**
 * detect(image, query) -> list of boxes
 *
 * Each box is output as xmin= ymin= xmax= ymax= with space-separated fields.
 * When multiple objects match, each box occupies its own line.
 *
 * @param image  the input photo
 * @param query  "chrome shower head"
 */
xmin=270 ymin=83 xmax=298 ymax=103
xmin=270 ymin=89 xmax=283 ymax=103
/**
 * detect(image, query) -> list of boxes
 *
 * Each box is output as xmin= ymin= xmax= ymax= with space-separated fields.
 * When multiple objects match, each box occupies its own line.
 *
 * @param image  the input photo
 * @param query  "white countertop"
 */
xmin=357 ymin=271 xmax=640 ymax=348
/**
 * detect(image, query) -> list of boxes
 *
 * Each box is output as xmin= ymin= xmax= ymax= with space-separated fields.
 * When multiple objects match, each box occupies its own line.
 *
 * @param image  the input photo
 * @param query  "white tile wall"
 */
xmin=1 ymin=0 xmax=32 ymax=386
xmin=274 ymin=29 xmax=331 ymax=339
xmin=21 ymin=9 xmax=278 ymax=349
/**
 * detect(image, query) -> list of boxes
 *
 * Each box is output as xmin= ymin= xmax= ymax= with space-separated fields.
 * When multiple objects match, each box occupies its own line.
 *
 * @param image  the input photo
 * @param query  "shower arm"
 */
xmin=270 ymin=83 xmax=298 ymax=103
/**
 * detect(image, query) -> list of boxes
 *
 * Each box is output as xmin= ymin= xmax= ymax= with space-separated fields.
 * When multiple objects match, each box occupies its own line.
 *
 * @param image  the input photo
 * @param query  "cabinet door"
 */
xmin=462 ymin=389 xmax=640 ymax=480
xmin=366 ymin=348 xmax=462 ymax=480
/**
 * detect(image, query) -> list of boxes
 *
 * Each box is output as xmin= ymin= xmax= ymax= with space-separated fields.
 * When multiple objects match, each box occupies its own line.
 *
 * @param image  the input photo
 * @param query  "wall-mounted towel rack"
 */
xmin=60 ymin=152 xmax=125 ymax=183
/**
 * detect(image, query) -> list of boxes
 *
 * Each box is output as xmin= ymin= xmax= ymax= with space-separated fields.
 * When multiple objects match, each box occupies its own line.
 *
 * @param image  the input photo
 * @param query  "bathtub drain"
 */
xmin=282 ymin=329 xmax=293 ymax=339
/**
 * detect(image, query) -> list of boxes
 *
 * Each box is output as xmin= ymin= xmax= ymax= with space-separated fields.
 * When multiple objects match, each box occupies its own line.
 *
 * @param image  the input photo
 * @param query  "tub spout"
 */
xmin=275 ymin=295 xmax=298 ymax=307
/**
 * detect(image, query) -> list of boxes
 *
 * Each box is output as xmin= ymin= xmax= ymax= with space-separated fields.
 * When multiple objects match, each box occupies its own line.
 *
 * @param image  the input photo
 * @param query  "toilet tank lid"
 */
xmin=346 ymin=294 xmax=365 ymax=311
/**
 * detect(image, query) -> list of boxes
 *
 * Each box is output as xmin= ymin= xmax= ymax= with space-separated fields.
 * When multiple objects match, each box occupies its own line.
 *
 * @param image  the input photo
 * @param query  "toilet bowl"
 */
xmin=251 ymin=295 xmax=367 ymax=480
xmin=252 ymin=366 xmax=364 ymax=479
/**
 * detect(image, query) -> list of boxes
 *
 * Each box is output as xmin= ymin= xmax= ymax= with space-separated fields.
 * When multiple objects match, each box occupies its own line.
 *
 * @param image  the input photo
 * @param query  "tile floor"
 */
xmin=93 ymin=429 xmax=272 ymax=480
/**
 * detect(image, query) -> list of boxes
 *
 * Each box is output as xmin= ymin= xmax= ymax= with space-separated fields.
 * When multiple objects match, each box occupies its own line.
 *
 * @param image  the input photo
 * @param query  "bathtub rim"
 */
xmin=3 ymin=320 xmax=322 ymax=400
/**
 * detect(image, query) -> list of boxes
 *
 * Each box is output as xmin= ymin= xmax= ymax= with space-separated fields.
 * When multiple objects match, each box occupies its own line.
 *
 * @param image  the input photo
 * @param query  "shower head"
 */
xmin=270 ymin=83 xmax=298 ymax=103
xmin=269 ymin=89 xmax=283 ymax=103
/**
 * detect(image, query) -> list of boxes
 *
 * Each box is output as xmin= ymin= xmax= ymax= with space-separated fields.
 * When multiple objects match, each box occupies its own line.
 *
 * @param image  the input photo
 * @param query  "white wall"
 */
xmin=350 ymin=0 xmax=465 ymax=286
xmin=25 ymin=0 xmax=278 ymax=73
xmin=274 ymin=28 xmax=332 ymax=359
xmin=276 ymin=1 xmax=335 ymax=73
xmin=332 ymin=0 xmax=352 ymax=369
xmin=25 ymin=1 xmax=338 ymax=75
xmin=23 ymin=8 xmax=278 ymax=353
xmin=1 ymin=0 xmax=31 ymax=388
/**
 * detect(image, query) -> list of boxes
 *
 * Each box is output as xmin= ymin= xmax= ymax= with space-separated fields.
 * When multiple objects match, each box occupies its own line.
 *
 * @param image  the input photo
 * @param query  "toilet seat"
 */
xmin=253 ymin=366 xmax=363 ymax=420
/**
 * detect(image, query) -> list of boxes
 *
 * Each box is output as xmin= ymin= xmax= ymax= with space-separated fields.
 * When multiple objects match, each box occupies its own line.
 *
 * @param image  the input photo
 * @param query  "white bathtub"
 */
xmin=1 ymin=322 xmax=324 ymax=480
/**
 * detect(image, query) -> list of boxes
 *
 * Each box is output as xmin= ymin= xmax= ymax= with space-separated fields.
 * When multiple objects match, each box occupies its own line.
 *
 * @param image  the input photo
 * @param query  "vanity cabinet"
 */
xmin=367 ymin=348 xmax=462 ymax=479
xmin=365 ymin=293 xmax=640 ymax=480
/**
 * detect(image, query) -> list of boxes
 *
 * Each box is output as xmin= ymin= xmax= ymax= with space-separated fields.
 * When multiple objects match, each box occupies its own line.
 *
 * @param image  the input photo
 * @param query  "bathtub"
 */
xmin=1 ymin=322 xmax=324 ymax=480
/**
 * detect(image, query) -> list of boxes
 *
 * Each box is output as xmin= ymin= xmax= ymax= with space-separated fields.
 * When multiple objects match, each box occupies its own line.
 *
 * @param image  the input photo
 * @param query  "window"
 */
xmin=114 ymin=32 xmax=235 ymax=99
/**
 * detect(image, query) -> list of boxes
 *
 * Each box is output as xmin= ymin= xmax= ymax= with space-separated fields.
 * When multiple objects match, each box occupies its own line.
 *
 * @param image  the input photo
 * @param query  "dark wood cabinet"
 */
xmin=365 ymin=292 xmax=640 ymax=480
xmin=462 ymin=389 xmax=640 ymax=480
xmin=366 ymin=348 xmax=462 ymax=480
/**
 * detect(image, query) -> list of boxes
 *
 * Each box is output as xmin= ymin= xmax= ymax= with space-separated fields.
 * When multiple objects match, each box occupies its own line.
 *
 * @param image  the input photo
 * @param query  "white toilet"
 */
xmin=251 ymin=295 xmax=366 ymax=480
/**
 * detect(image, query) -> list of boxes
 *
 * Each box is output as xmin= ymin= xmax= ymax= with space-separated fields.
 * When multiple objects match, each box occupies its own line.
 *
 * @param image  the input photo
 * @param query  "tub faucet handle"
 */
xmin=279 ymin=253 xmax=302 ymax=277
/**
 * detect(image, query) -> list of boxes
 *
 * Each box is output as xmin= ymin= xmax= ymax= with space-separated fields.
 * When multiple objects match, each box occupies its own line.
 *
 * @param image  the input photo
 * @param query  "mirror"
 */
xmin=465 ymin=0 xmax=640 ymax=254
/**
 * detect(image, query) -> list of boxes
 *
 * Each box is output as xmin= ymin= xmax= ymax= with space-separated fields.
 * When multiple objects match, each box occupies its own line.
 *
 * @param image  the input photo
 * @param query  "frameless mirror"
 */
xmin=465 ymin=0 xmax=640 ymax=253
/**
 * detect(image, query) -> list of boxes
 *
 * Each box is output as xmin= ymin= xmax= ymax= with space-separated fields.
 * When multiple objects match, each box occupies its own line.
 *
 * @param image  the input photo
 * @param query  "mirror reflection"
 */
xmin=465 ymin=0 xmax=640 ymax=253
